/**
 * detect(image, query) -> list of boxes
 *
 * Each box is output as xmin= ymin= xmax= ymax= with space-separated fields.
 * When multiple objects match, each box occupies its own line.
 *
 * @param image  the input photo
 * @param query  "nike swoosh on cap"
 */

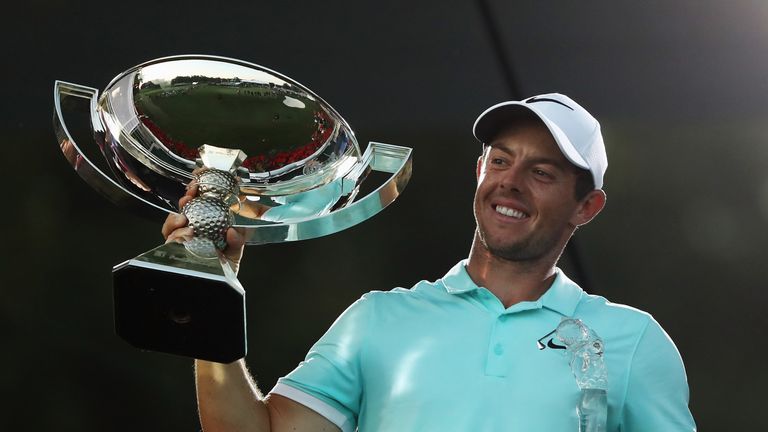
xmin=525 ymin=96 xmax=574 ymax=111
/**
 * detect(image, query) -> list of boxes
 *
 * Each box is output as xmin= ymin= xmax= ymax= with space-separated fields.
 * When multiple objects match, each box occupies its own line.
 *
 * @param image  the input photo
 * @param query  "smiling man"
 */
xmin=166 ymin=93 xmax=696 ymax=431
xmin=467 ymin=96 xmax=608 ymax=308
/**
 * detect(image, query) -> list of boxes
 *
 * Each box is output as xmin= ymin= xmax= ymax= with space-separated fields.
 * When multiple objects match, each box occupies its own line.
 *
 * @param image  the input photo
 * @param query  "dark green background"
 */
xmin=3 ymin=1 xmax=766 ymax=430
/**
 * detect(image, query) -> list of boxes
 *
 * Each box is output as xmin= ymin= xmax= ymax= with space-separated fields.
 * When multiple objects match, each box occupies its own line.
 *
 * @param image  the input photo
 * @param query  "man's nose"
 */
xmin=500 ymin=165 xmax=525 ymax=193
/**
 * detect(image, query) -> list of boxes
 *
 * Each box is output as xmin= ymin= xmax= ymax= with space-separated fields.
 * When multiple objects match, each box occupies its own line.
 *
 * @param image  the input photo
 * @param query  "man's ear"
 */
xmin=572 ymin=189 xmax=607 ymax=227
xmin=476 ymin=155 xmax=483 ymax=179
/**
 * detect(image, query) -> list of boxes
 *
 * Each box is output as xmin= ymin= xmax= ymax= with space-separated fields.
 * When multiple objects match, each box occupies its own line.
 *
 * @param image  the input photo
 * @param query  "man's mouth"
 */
xmin=494 ymin=205 xmax=528 ymax=219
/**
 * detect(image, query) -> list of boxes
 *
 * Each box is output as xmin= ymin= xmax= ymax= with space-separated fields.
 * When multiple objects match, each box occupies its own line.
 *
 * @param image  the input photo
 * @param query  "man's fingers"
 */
xmin=226 ymin=227 xmax=246 ymax=249
xmin=161 ymin=213 xmax=188 ymax=239
xmin=223 ymin=227 xmax=246 ymax=270
xmin=185 ymin=180 xmax=199 ymax=197
xmin=165 ymin=227 xmax=195 ymax=244
xmin=178 ymin=180 xmax=198 ymax=208
xmin=179 ymin=194 xmax=195 ymax=210
xmin=224 ymin=228 xmax=245 ymax=259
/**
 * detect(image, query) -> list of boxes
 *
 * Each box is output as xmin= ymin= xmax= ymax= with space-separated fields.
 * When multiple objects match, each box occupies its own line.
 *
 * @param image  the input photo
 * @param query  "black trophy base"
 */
xmin=112 ymin=242 xmax=246 ymax=363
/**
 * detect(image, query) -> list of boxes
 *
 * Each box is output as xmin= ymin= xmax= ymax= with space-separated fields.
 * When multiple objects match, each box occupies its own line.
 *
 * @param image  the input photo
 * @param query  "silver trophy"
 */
xmin=53 ymin=55 xmax=412 ymax=363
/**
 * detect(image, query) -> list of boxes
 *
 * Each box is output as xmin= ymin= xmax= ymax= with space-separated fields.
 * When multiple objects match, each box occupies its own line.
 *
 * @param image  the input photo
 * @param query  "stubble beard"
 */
xmin=472 ymin=191 xmax=570 ymax=265
xmin=475 ymin=223 xmax=563 ymax=264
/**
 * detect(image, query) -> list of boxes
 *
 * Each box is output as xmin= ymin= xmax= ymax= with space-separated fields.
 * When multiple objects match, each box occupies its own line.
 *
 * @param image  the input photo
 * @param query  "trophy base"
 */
xmin=113 ymin=242 xmax=246 ymax=363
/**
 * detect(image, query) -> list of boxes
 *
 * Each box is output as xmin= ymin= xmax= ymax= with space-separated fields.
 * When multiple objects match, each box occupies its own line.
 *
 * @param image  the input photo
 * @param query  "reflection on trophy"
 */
xmin=53 ymin=55 xmax=412 ymax=363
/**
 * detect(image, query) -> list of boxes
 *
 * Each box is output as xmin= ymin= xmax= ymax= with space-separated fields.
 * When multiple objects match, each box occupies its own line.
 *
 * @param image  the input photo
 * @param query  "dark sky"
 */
xmin=3 ymin=1 xmax=767 ymax=429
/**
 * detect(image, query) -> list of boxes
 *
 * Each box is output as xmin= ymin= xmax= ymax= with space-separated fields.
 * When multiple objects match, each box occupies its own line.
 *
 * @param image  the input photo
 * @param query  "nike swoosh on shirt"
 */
xmin=536 ymin=329 xmax=567 ymax=350
xmin=547 ymin=339 xmax=566 ymax=350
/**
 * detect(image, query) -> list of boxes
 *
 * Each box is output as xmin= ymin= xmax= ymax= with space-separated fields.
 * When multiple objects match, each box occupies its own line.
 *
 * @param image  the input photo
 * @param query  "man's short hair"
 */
xmin=573 ymin=167 xmax=595 ymax=201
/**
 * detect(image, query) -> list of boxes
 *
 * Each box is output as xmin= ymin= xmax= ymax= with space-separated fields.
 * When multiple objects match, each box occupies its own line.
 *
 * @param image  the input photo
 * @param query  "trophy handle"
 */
xmin=239 ymin=142 xmax=413 ymax=244
xmin=53 ymin=80 xmax=173 ymax=217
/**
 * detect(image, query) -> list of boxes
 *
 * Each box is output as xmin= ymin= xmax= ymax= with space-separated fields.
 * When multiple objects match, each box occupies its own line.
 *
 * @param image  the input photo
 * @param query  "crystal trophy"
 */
xmin=53 ymin=55 xmax=413 ymax=363
xmin=556 ymin=318 xmax=608 ymax=432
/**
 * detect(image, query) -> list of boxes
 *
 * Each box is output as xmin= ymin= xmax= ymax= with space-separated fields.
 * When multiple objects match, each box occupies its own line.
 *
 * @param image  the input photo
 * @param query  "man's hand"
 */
xmin=161 ymin=179 xmax=246 ymax=273
xmin=166 ymin=178 xmax=340 ymax=432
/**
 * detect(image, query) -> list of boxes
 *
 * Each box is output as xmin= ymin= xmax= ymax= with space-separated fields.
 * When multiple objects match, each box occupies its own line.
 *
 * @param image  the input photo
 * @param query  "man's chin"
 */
xmin=481 ymin=237 xmax=537 ymax=262
xmin=489 ymin=247 xmax=539 ymax=263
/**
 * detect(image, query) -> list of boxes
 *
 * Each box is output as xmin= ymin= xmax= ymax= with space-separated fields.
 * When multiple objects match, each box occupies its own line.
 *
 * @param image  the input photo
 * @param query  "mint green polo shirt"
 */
xmin=272 ymin=260 xmax=696 ymax=431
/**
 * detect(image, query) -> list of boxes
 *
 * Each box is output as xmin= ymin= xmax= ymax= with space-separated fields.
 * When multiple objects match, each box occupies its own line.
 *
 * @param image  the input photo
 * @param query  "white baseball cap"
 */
xmin=472 ymin=93 xmax=607 ymax=189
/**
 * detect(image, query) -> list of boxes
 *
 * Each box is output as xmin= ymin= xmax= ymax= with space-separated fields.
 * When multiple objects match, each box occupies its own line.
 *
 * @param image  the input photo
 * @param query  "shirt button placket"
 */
xmin=485 ymin=314 xmax=510 ymax=377
xmin=493 ymin=343 xmax=504 ymax=355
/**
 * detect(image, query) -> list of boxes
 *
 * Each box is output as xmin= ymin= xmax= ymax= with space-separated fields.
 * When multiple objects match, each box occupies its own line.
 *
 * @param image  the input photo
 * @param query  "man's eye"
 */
xmin=533 ymin=169 xmax=551 ymax=178
xmin=490 ymin=158 xmax=505 ymax=165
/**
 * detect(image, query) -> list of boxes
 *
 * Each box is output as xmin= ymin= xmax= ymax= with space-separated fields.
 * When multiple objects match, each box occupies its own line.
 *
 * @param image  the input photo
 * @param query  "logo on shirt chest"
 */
xmin=536 ymin=328 xmax=566 ymax=350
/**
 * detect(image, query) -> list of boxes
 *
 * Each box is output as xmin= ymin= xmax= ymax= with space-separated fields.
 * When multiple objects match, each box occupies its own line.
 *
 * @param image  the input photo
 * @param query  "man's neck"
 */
xmin=465 ymin=236 xmax=562 ymax=309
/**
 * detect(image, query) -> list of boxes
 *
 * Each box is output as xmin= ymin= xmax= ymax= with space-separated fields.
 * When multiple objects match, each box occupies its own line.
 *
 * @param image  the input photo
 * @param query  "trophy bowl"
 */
xmin=54 ymin=55 xmax=412 ymax=363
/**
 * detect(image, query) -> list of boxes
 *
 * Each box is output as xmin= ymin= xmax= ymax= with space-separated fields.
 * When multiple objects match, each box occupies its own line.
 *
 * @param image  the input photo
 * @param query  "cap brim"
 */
xmin=472 ymin=102 xmax=589 ymax=170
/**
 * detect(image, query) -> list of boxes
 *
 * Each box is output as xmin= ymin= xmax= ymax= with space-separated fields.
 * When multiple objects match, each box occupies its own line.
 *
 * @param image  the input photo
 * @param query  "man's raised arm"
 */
xmin=194 ymin=359 xmax=339 ymax=432
xmin=162 ymin=186 xmax=339 ymax=432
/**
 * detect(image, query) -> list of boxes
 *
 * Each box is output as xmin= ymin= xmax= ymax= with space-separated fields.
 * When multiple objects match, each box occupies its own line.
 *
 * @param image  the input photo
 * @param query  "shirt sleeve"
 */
xmin=622 ymin=317 xmax=697 ymax=431
xmin=270 ymin=293 xmax=375 ymax=432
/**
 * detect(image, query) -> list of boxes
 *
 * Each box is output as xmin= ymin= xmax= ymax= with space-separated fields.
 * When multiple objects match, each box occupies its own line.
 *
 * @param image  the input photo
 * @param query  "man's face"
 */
xmin=473 ymin=122 xmax=593 ymax=262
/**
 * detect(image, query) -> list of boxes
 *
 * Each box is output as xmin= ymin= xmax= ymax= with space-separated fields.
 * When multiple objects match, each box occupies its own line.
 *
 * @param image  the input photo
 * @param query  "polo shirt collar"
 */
xmin=441 ymin=260 xmax=584 ymax=316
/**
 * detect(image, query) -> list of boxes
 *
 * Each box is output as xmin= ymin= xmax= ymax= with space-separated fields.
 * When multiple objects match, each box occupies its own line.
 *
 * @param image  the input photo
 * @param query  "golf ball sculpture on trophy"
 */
xmin=53 ymin=55 xmax=412 ymax=363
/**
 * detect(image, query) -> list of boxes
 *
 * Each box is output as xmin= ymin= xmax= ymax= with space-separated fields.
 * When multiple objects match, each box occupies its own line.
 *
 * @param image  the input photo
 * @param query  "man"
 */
xmin=163 ymin=93 xmax=696 ymax=431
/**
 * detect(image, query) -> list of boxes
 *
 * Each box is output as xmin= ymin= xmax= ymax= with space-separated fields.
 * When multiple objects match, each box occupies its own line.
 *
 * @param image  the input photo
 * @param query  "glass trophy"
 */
xmin=53 ymin=55 xmax=413 ymax=363
xmin=556 ymin=318 xmax=609 ymax=432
